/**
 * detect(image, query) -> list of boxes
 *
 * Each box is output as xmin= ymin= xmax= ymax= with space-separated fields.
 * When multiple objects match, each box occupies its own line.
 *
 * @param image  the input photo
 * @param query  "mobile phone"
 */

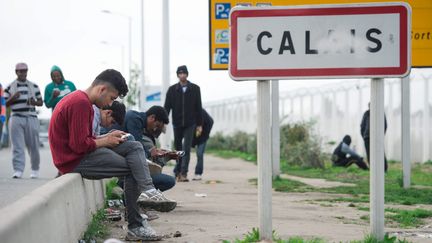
xmin=176 ymin=151 xmax=185 ymax=157
xmin=121 ymin=133 xmax=132 ymax=140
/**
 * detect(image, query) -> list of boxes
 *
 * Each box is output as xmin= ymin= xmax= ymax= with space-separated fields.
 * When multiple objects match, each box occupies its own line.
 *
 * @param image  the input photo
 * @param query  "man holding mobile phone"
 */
xmin=4 ymin=63 xmax=43 ymax=179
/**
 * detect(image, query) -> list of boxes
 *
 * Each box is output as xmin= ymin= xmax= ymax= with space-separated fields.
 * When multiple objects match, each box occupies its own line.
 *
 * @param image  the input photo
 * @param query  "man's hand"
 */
xmin=196 ymin=126 xmax=203 ymax=137
xmin=52 ymin=89 xmax=61 ymax=98
xmin=150 ymin=148 xmax=167 ymax=158
xmin=96 ymin=130 xmax=126 ymax=148
xmin=12 ymin=92 xmax=20 ymax=100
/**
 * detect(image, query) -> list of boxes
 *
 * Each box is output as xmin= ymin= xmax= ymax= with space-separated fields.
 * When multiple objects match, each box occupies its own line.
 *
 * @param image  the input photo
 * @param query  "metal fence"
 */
xmin=205 ymin=71 xmax=432 ymax=163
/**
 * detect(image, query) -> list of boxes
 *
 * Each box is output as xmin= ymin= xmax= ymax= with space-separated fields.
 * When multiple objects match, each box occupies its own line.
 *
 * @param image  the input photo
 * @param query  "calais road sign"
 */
xmin=229 ymin=3 xmax=411 ymax=81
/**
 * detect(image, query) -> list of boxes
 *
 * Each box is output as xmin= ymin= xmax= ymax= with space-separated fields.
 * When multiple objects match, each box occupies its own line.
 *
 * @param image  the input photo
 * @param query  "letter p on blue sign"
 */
xmin=215 ymin=3 xmax=231 ymax=19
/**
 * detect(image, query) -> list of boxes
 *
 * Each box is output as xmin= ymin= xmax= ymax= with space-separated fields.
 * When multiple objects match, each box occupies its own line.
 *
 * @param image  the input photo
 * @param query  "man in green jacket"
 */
xmin=44 ymin=65 xmax=76 ymax=111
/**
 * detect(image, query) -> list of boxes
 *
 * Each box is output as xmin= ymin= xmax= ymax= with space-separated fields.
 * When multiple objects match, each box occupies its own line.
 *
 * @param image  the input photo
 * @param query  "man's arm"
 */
xmin=195 ymin=86 xmax=203 ymax=126
xmin=125 ymin=116 xmax=144 ymax=143
xmin=67 ymin=101 xmax=98 ymax=154
xmin=163 ymin=87 xmax=172 ymax=115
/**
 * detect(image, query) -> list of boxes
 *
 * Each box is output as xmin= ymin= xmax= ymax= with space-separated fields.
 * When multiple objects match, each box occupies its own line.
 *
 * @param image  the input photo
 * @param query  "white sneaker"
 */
xmin=193 ymin=174 xmax=202 ymax=181
xmin=137 ymin=189 xmax=177 ymax=212
xmin=30 ymin=170 xmax=39 ymax=179
xmin=12 ymin=171 xmax=23 ymax=179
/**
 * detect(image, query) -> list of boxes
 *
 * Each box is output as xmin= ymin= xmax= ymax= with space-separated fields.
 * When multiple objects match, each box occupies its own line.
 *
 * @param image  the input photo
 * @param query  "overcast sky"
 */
xmin=3 ymin=0 xmax=426 ymax=119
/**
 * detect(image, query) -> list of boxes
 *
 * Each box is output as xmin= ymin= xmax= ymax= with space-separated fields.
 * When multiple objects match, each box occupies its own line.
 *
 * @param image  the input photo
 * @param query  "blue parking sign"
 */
xmin=214 ymin=48 xmax=229 ymax=64
xmin=215 ymin=3 xmax=231 ymax=19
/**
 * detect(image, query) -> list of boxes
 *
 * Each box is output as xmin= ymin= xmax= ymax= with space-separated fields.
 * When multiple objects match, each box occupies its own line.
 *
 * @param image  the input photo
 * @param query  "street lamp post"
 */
xmin=100 ymin=41 xmax=125 ymax=74
xmin=101 ymin=10 xmax=132 ymax=83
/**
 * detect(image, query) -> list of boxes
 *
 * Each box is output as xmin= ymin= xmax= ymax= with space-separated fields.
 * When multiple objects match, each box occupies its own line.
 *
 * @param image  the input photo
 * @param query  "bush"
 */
xmin=280 ymin=122 xmax=326 ymax=168
xmin=208 ymin=121 xmax=327 ymax=169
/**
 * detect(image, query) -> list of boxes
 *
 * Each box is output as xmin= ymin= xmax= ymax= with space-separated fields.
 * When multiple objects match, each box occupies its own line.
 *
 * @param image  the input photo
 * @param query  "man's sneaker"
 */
xmin=192 ymin=174 xmax=202 ymax=181
xmin=177 ymin=174 xmax=189 ymax=182
xmin=126 ymin=225 xmax=162 ymax=241
xmin=137 ymin=189 xmax=177 ymax=212
xmin=30 ymin=170 xmax=39 ymax=179
xmin=12 ymin=171 xmax=23 ymax=179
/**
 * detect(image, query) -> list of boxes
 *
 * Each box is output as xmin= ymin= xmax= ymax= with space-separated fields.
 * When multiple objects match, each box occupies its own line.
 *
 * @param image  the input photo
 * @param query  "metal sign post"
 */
xmin=401 ymin=76 xmax=411 ymax=188
xmin=257 ymin=80 xmax=272 ymax=240
xmin=271 ymin=80 xmax=281 ymax=178
xmin=370 ymin=78 xmax=385 ymax=239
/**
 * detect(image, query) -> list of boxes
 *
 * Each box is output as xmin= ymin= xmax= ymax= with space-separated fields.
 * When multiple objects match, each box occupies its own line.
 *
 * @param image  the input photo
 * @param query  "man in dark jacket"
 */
xmin=332 ymin=135 xmax=369 ymax=170
xmin=191 ymin=109 xmax=213 ymax=180
xmin=164 ymin=65 xmax=203 ymax=182
xmin=360 ymin=103 xmax=388 ymax=172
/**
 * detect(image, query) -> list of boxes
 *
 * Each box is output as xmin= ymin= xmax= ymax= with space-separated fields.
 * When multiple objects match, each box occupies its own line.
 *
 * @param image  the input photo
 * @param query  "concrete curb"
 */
xmin=0 ymin=174 xmax=106 ymax=243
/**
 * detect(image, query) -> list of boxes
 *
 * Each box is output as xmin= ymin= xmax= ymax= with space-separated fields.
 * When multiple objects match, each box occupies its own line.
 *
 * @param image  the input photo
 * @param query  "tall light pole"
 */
xmin=162 ymin=0 xmax=171 ymax=148
xmin=100 ymin=41 xmax=125 ymax=74
xmin=140 ymin=0 xmax=146 ymax=110
xmin=101 ymin=10 xmax=132 ymax=84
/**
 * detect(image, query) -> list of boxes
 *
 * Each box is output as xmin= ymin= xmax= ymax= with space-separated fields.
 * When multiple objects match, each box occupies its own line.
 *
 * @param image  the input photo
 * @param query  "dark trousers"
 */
xmin=73 ymin=141 xmax=153 ymax=229
xmin=364 ymin=138 xmax=388 ymax=172
xmin=194 ymin=141 xmax=207 ymax=175
xmin=173 ymin=125 xmax=195 ymax=176
xmin=152 ymin=173 xmax=176 ymax=192
xmin=334 ymin=154 xmax=369 ymax=170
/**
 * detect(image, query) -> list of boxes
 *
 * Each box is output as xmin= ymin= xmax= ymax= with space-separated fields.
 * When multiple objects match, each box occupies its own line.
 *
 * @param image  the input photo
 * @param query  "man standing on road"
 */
xmin=164 ymin=65 xmax=203 ymax=182
xmin=49 ymin=69 xmax=175 ymax=241
xmin=4 ymin=63 xmax=43 ymax=179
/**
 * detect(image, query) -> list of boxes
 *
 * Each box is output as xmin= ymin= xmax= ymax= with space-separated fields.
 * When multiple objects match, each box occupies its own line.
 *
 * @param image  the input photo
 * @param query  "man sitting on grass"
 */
xmin=331 ymin=135 xmax=369 ymax=170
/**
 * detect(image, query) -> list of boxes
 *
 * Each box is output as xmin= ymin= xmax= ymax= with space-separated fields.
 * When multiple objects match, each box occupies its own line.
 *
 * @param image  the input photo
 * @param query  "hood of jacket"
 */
xmin=50 ymin=65 xmax=65 ymax=83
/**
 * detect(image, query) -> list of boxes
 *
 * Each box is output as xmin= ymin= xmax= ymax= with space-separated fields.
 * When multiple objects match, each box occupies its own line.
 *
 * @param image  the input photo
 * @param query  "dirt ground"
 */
xmin=105 ymin=155 xmax=432 ymax=243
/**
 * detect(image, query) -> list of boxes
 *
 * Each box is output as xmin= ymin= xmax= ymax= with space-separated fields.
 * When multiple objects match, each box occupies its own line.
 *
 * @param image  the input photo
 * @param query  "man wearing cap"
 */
xmin=4 ymin=63 xmax=43 ymax=179
xmin=164 ymin=65 xmax=203 ymax=182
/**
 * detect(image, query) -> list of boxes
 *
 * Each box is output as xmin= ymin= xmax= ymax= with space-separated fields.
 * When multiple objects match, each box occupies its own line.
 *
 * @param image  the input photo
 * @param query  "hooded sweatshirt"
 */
xmin=44 ymin=65 xmax=76 ymax=110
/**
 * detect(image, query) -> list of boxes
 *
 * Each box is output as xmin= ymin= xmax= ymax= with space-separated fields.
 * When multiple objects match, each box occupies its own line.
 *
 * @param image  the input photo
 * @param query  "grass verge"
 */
xmin=82 ymin=209 xmax=109 ymax=242
xmin=223 ymin=228 xmax=410 ymax=243
xmin=210 ymin=149 xmax=432 ymax=205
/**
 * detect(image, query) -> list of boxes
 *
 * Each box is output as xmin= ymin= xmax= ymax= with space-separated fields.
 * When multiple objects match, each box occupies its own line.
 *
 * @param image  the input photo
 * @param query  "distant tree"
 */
xmin=125 ymin=64 xmax=140 ymax=109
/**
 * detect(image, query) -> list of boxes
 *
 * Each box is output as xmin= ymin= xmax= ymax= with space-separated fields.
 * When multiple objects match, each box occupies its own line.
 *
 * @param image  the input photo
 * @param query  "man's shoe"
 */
xmin=12 ymin=171 xmax=23 ymax=179
xmin=192 ymin=174 xmax=202 ymax=181
xmin=126 ymin=225 xmax=162 ymax=241
xmin=30 ymin=170 xmax=39 ymax=179
xmin=137 ymin=189 xmax=177 ymax=212
xmin=177 ymin=174 xmax=189 ymax=182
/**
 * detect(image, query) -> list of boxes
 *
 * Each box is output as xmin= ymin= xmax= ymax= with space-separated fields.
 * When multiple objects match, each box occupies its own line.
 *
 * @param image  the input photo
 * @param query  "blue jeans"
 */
xmin=151 ymin=173 xmax=175 ymax=192
xmin=173 ymin=125 xmax=195 ymax=176
xmin=195 ymin=142 xmax=207 ymax=175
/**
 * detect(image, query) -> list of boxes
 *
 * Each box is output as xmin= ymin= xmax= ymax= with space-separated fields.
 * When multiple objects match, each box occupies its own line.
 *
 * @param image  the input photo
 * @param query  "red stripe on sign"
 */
xmin=229 ymin=4 xmax=410 ymax=80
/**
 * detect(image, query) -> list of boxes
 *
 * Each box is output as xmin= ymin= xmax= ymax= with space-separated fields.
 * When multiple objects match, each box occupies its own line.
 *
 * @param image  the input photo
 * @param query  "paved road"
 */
xmin=0 ymin=142 xmax=58 ymax=208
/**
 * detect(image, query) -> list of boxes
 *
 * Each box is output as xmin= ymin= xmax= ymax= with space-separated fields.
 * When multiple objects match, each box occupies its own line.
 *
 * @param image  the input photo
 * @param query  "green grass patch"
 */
xmin=105 ymin=178 xmax=121 ymax=201
xmin=358 ymin=207 xmax=432 ymax=228
xmin=82 ymin=209 xmax=108 ymax=242
xmin=222 ymin=228 xmax=324 ymax=243
xmin=223 ymin=228 xmax=410 ymax=243
xmin=385 ymin=208 xmax=432 ymax=228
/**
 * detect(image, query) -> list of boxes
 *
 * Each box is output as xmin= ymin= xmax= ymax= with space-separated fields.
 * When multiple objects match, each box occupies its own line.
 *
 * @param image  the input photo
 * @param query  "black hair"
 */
xmin=342 ymin=135 xmax=352 ymax=145
xmin=93 ymin=69 xmax=129 ymax=98
xmin=102 ymin=101 xmax=126 ymax=125
xmin=146 ymin=105 xmax=169 ymax=124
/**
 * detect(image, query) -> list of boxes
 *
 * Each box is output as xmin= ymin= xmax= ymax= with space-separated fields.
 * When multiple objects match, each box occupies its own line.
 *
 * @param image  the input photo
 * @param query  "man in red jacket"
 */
xmin=49 ymin=69 xmax=174 ymax=241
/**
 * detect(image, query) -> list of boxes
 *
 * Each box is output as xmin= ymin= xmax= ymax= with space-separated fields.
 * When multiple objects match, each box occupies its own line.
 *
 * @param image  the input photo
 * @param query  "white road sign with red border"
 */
xmin=229 ymin=3 xmax=411 ymax=81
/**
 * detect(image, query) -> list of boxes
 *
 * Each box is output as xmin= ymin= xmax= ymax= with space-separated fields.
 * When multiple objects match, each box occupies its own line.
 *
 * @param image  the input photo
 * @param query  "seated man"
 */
xmin=331 ymin=135 xmax=369 ymax=170
xmin=93 ymin=100 xmax=126 ymax=137
xmin=49 ymin=69 xmax=175 ymax=241
xmin=104 ymin=106 xmax=177 ymax=192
